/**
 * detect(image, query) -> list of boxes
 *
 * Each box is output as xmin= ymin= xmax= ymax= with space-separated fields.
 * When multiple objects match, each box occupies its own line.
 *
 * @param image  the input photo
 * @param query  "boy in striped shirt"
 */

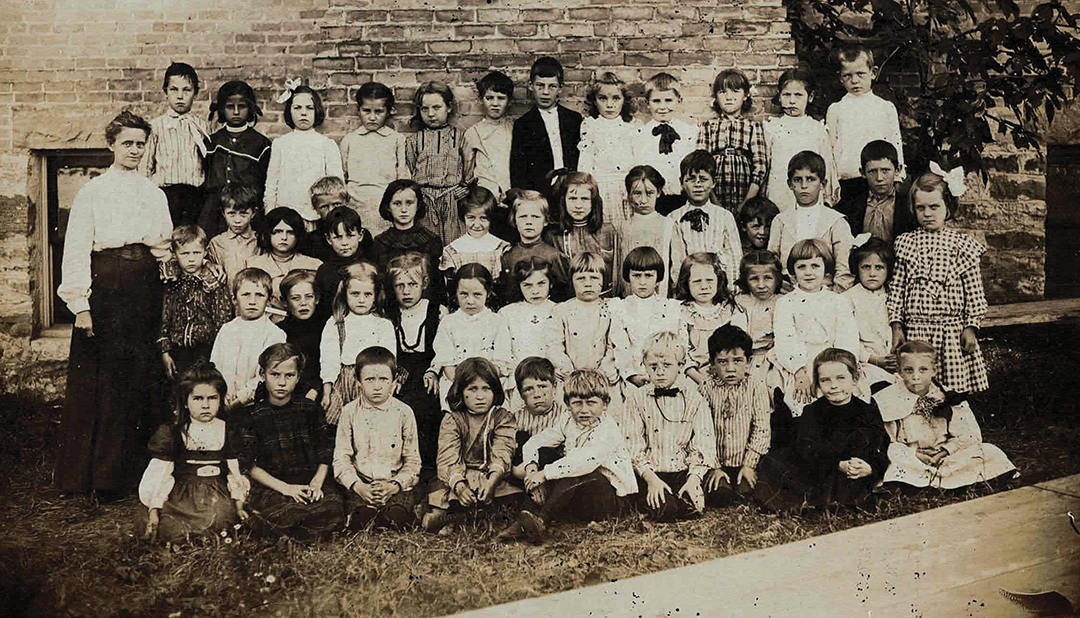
xmin=510 ymin=357 xmax=569 ymax=493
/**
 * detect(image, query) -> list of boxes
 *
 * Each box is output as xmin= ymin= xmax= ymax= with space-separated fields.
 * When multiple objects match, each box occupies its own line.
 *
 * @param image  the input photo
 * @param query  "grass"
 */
xmin=2 ymin=319 xmax=1079 ymax=618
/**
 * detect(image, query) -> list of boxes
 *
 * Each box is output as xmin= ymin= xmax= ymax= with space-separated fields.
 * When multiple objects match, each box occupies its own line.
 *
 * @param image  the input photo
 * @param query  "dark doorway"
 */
xmin=1045 ymin=145 xmax=1080 ymax=298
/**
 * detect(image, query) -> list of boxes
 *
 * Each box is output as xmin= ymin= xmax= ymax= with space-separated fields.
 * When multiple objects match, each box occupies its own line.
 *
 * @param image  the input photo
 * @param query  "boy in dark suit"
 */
xmin=510 ymin=57 xmax=583 ymax=200
xmin=834 ymin=140 xmax=915 ymax=245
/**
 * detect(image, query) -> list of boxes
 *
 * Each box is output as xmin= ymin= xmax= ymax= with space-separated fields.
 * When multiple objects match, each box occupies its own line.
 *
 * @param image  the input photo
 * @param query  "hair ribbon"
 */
xmin=929 ymin=162 xmax=966 ymax=197
xmin=276 ymin=78 xmax=303 ymax=105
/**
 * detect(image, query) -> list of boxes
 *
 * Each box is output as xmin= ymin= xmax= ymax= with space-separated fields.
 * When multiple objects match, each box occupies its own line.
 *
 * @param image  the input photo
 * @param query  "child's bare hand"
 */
xmin=529 ymin=485 xmax=547 ymax=505
xmin=454 ymin=481 xmax=477 ymax=507
xmin=961 ymin=327 xmax=978 ymax=355
xmin=306 ymin=484 xmax=324 ymax=503
xmin=477 ymin=474 xmax=499 ymax=503
xmin=678 ymin=476 xmax=705 ymax=513
xmin=645 ymin=476 xmax=672 ymax=510
xmin=794 ymin=368 xmax=813 ymax=403
xmin=305 ymin=389 xmax=318 ymax=401
xmin=162 ymin=353 xmax=177 ymax=379
xmin=236 ymin=504 xmax=250 ymax=521
xmin=524 ymin=469 xmax=546 ymax=492
xmin=737 ymin=465 xmax=758 ymax=488
xmin=353 ymin=481 xmax=378 ymax=505
xmin=423 ymin=371 xmax=439 ymax=395
xmin=283 ymin=484 xmax=312 ymax=504
xmin=445 ymin=366 xmax=457 ymax=383
xmin=452 ymin=184 xmax=470 ymax=200
xmin=915 ymin=449 xmax=936 ymax=465
xmin=883 ymin=354 xmax=898 ymax=372
xmin=704 ymin=468 xmax=728 ymax=493
xmin=75 ymin=311 xmax=94 ymax=337
xmin=890 ymin=324 xmax=907 ymax=354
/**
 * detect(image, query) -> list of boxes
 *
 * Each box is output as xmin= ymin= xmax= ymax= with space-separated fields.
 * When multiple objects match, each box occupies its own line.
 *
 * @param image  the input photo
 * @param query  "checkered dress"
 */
xmin=887 ymin=229 xmax=989 ymax=393
xmin=696 ymin=117 xmax=768 ymax=213
xmin=406 ymin=125 xmax=466 ymax=246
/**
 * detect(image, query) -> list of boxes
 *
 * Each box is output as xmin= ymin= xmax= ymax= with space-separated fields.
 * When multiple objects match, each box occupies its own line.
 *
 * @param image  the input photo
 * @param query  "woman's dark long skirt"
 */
xmin=55 ymin=246 xmax=163 ymax=493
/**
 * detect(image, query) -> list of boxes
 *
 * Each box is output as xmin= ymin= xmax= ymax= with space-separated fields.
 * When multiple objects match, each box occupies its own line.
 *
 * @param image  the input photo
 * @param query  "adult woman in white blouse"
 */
xmin=55 ymin=111 xmax=174 ymax=500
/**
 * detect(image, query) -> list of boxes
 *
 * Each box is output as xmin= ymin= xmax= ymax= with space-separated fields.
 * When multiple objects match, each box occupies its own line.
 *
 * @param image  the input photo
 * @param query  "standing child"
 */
xmin=334 ymin=346 xmax=423 ymax=530
xmin=439 ymin=185 xmax=511 ymax=284
xmin=753 ymin=348 xmax=889 ymax=512
xmin=876 ymin=341 xmax=1016 ymax=489
xmin=243 ymin=344 xmax=344 ymax=541
xmin=827 ymin=46 xmax=905 ymax=201
xmin=247 ymin=207 xmax=322 ymax=317
xmin=158 ymin=225 xmax=234 ymax=379
xmin=579 ymin=72 xmax=638 ymax=228
xmin=510 ymin=57 xmax=583 ymax=199
xmin=199 ymin=80 xmax=271 ymax=238
xmin=696 ymin=69 xmax=768 ymax=214
xmin=320 ymin=261 xmax=396 ymax=423
xmin=139 ymin=363 xmax=249 ymax=543
xmin=140 ymin=62 xmax=208 ymax=226
xmin=210 ymin=268 xmax=286 ymax=408
xmin=384 ymin=252 xmax=447 ymax=480
xmin=768 ymin=150 xmax=855 ymax=290
xmin=499 ymin=190 xmax=572 ymax=302
xmin=264 ymin=83 xmax=343 ymax=225
xmin=736 ymin=250 xmax=785 ymax=392
xmin=835 ymin=140 xmax=916 ymax=245
xmin=616 ymin=165 xmax=673 ymax=298
xmin=423 ymin=357 xmax=521 ymax=533
xmin=500 ymin=258 xmax=572 ymax=398
xmin=667 ymin=150 xmax=743 ymax=293
xmin=609 ymin=247 xmax=683 ymax=391
xmin=763 ymin=67 xmax=834 ymax=213
xmin=209 ymin=185 xmax=260 ymax=290
xmin=278 ymin=270 xmax=324 ymax=401
xmin=888 ymin=168 xmax=989 ymax=394
xmin=340 ymin=82 xmax=408 ymax=238
xmin=674 ymin=252 xmax=748 ymax=386
xmin=464 ymin=71 xmax=515 ymax=202
xmin=844 ymin=237 xmax=897 ymax=389
xmin=314 ymin=206 xmax=373 ymax=314
xmin=406 ymin=81 xmax=468 ymax=246
xmin=737 ymin=196 xmax=780 ymax=255
xmin=370 ymin=180 xmax=445 ymax=302
xmin=429 ymin=264 xmax=513 ymax=409
xmin=553 ymin=253 xmax=619 ymax=390
xmin=544 ymin=172 xmax=618 ymax=296
xmin=632 ymin=72 xmax=698 ymax=214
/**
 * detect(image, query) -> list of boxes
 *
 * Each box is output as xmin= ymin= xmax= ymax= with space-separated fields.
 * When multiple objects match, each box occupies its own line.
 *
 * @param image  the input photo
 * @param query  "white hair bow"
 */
xmin=853 ymin=232 xmax=872 ymax=248
xmin=275 ymin=78 xmax=303 ymax=105
xmin=929 ymin=162 xmax=966 ymax=197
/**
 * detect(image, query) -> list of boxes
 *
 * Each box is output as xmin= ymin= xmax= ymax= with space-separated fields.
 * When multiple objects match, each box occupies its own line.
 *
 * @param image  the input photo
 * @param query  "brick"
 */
xmin=725 ymin=20 xmax=771 ymax=36
xmin=620 ymin=37 xmax=663 ymax=51
xmin=338 ymin=42 xmax=381 ymax=56
xmin=611 ymin=6 xmax=654 ymax=20
xmin=560 ymin=38 xmax=602 ymax=52
xmin=345 ymin=9 xmax=388 ymax=23
xmin=454 ymin=25 xmax=496 ymax=38
xmin=522 ymin=9 xmax=563 ymax=22
xmin=697 ymin=7 xmax=744 ymax=21
xmin=477 ymin=9 xmax=520 ymax=23
xmin=355 ymin=56 xmax=392 ymax=70
xmin=625 ymin=52 xmax=670 ymax=67
xmin=435 ymin=9 xmax=476 ymax=22
xmin=497 ymin=24 xmax=537 ymax=38
xmin=321 ymin=26 xmax=363 ymax=40
xmin=382 ymin=41 xmax=427 ymax=55
xmin=364 ymin=25 xmax=407 ymax=40
xmin=743 ymin=6 xmax=788 ymax=20
xmin=568 ymin=7 xmax=610 ymax=21
xmin=235 ymin=33 xmax=265 ymax=43
xmin=472 ymin=39 xmax=517 ymax=55
xmin=547 ymin=23 xmax=593 ymax=38
xmin=267 ymin=34 xmax=299 ymax=44
xmin=197 ymin=10 xmax=229 ymax=20
xmin=401 ymin=55 xmax=447 ymax=70
xmin=657 ymin=6 xmax=697 ymax=20
xmin=516 ymin=39 xmax=559 ymax=54
xmin=429 ymin=40 xmax=472 ymax=54
xmin=390 ymin=10 xmax=434 ymax=22
xmin=300 ymin=9 xmax=327 ymax=19
xmin=313 ymin=57 xmax=354 ymax=71
xmin=152 ymin=22 xmax=183 ymax=32
xmin=703 ymin=36 xmax=750 ymax=52
xmin=753 ymin=39 xmax=796 ymax=53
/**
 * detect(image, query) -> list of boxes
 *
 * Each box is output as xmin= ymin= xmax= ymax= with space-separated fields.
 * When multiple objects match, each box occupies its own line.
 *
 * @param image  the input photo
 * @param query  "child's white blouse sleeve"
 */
xmin=429 ymin=312 xmax=456 ymax=373
xmin=943 ymin=402 xmax=982 ymax=455
xmin=325 ymin=135 xmax=344 ymax=179
xmin=319 ymin=316 xmax=342 ymax=385
xmin=263 ymin=136 xmax=282 ymax=212
xmin=138 ymin=459 xmax=175 ymax=509
xmin=772 ymin=295 xmax=808 ymax=374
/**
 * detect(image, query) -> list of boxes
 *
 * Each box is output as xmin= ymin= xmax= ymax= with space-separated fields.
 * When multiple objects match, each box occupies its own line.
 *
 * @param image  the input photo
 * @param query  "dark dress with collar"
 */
xmin=391 ymin=300 xmax=443 ymax=480
xmin=510 ymin=105 xmax=583 ymax=200
xmin=198 ymin=126 xmax=272 ymax=238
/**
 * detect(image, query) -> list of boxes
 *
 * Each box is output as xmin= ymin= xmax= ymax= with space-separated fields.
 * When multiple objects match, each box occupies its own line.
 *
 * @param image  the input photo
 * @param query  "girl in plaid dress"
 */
xmin=696 ymin=69 xmax=768 ymax=214
xmin=406 ymin=82 xmax=469 ymax=247
xmin=887 ymin=169 xmax=989 ymax=393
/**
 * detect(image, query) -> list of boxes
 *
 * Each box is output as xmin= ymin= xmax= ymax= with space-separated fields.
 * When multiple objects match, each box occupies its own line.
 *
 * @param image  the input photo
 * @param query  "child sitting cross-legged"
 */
xmin=334 ymin=346 xmax=423 ymax=530
xmin=508 ymin=357 xmax=570 ymax=489
xmin=498 ymin=368 xmax=637 ymax=543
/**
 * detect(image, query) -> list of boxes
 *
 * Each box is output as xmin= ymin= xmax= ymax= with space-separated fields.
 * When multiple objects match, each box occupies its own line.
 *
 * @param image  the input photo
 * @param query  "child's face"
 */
xmin=290 ymin=93 xmax=317 ymax=131
xmin=187 ymin=383 xmax=221 ymax=424
xmin=567 ymin=395 xmax=606 ymax=427
xmin=572 ymin=270 xmax=603 ymax=302
xmin=165 ymin=75 xmax=196 ymax=115
xmin=236 ymin=280 xmax=270 ymax=320
xmin=817 ymin=360 xmax=855 ymax=406
xmin=359 ymin=362 xmax=395 ymax=406
xmin=270 ymin=220 xmax=298 ymax=257
xmin=313 ymin=193 xmax=347 ymax=220
xmin=742 ymin=217 xmax=769 ymax=249
xmin=647 ymin=88 xmax=680 ymax=122
xmin=109 ymin=128 xmax=149 ymax=171
xmin=175 ymin=240 xmax=207 ymax=274
xmin=913 ymin=190 xmax=948 ymax=232
xmin=519 ymin=377 xmax=555 ymax=415
xmin=746 ymin=265 xmax=778 ymax=301
xmin=482 ymin=90 xmax=509 ymax=120
xmin=644 ymin=349 xmax=680 ymax=389
xmin=779 ymin=80 xmax=810 ymax=117
xmin=789 ymin=168 xmax=824 ymax=207
xmin=628 ymin=269 xmax=659 ymax=299
xmin=389 ymin=188 xmax=419 ymax=229
xmin=456 ymin=277 xmax=488 ymax=315
xmin=793 ymin=257 xmax=826 ymax=292
xmin=682 ymin=170 xmax=716 ymax=206
xmin=688 ymin=262 xmax=718 ymax=305
xmin=262 ymin=357 xmax=300 ymax=406
xmin=862 ymin=158 xmax=897 ymax=196
xmin=346 ymin=277 xmax=377 ymax=316
xmin=839 ymin=56 xmax=875 ymax=96
xmin=223 ymin=94 xmax=251 ymax=128
xmin=327 ymin=226 xmax=362 ymax=258
xmin=359 ymin=97 xmax=390 ymax=132
xmin=420 ymin=93 xmax=450 ymax=129
xmin=710 ymin=348 xmax=749 ymax=386
xmin=629 ymin=179 xmax=659 ymax=215
xmin=716 ymin=87 xmax=748 ymax=117
xmin=513 ymin=199 xmax=546 ymax=242
xmin=286 ymin=281 xmax=317 ymax=320
xmin=393 ymin=271 xmax=425 ymax=310
xmin=519 ymin=270 xmax=551 ymax=305
xmin=898 ymin=352 xmax=936 ymax=396
xmin=564 ymin=184 xmax=593 ymax=223
xmin=858 ymin=253 xmax=888 ymax=292
xmin=530 ymin=75 xmax=562 ymax=110
xmin=223 ymin=206 xmax=255 ymax=235
xmin=595 ymin=83 xmax=625 ymax=120
xmin=463 ymin=207 xmax=491 ymax=239
xmin=462 ymin=376 xmax=494 ymax=415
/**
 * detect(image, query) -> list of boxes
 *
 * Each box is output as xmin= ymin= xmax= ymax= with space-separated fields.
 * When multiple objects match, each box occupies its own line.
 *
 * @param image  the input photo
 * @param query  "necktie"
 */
xmin=652 ymin=123 xmax=681 ymax=155
xmin=680 ymin=208 xmax=709 ymax=233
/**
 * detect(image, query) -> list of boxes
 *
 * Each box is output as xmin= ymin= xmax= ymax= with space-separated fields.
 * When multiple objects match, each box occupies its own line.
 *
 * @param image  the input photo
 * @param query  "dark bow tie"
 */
xmin=680 ymin=208 xmax=709 ymax=233
xmin=652 ymin=123 xmax=681 ymax=155
xmin=653 ymin=387 xmax=680 ymax=398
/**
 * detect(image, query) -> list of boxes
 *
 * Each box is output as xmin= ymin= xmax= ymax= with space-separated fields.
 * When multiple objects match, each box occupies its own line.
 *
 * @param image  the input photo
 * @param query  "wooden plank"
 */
xmin=1036 ymin=475 xmax=1080 ymax=498
xmin=452 ymin=480 xmax=1080 ymax=618
xmin=984 ymin=298 xmax=1080 ymax=328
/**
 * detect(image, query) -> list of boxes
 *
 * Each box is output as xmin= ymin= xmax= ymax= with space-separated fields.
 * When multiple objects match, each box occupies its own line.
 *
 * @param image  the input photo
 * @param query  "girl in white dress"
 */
xmin=763 ymin=67 xmax=834 ymax=212
xmin=579 ymin=72 xmax=638 ymax=229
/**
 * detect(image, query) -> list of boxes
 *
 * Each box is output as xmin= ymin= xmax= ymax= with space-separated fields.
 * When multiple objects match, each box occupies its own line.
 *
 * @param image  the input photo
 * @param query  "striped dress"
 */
xmin=406 ymin=125 xmax=466 ymax=246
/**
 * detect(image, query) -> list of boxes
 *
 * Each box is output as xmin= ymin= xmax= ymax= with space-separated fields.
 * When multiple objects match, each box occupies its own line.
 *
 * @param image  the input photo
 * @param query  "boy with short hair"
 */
xmin=699 ymin=325 xmax=771 ymax=507
xmin=158 ymin=225 xmax=234 ymax=379
xmin=510 ymin=57 xmax=583 ymax=199
xmin=667 ymin=150 xmax=742 ymax=293
xmin=340 ymin=82 xmax=408 ymax=238
xmin=768 ymin=150 xmax=855 ymax=290
xmin=209 ymin=184 xmax=260 ymax=289
xmin=632 ymin=72 xmax=698 ymax=215
xmin=737 ymin=196 xmax=780 ymax=254
xmin=623 ymin=331 xmax=718 ymax=522
xmin=210 ymin=267 xmax=287 ymax=409
xmin=314 ymin=206 xmax=373 ymax=312
xmin=499 ymin=189 xmax=572 ymax=302
xmin=509 ymin=357 xmax=570 ymax=483
xmin=834 ymin=139 xmax=915 ymax=244
xmin=308 ymin=177 xmax=370 ymax=262
xmin=278 ymin=270 xmax=323 ymax=401
xmin=465 ymin=71 xmax=515 ymax=201
xmin=140 ymin=62 xmax=209 ymax=226
xmin=826 ymin=46 xmax=905 ymax=201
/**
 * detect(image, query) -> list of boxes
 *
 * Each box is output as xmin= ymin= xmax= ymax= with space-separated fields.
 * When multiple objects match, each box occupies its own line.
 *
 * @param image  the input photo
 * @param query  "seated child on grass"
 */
xmin=509 ymin=357 xmax=570 ymax=486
